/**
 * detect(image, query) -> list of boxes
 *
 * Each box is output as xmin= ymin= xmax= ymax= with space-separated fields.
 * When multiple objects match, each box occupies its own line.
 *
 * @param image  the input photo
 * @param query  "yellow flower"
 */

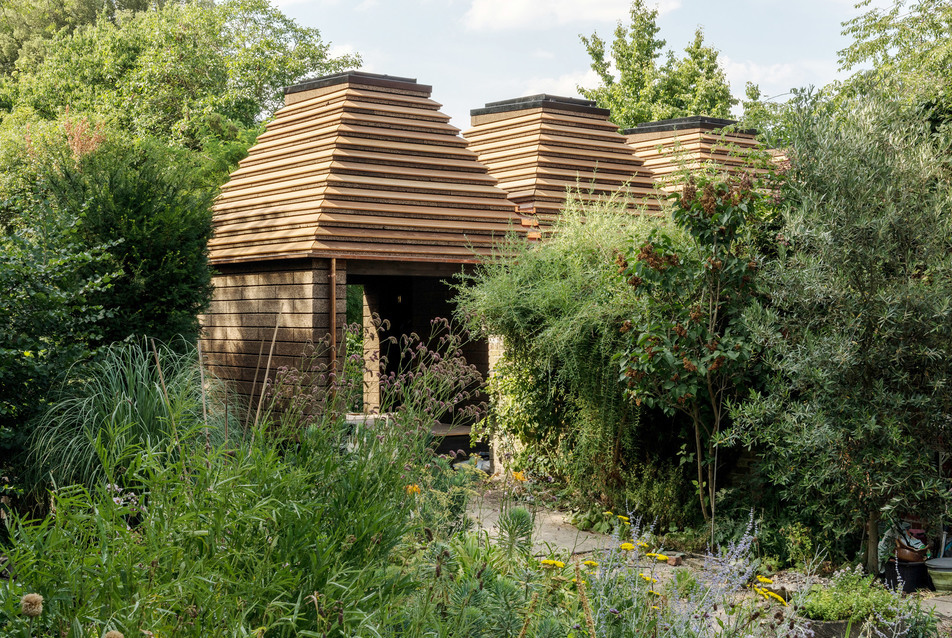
xmin=604 ymin=510 xmax=614 ymax=516
xmin=636 ymin=541 xmax=649 ymax=549
xmin=617 ymin=515 xmax=630 ymax=522
xmin=646 ymin=552 xmax=657 ymax=558
xmin=512 ymin=471 xmax=527 ymax=482
xmin=655 ymin=554 xmax=669 ymax=562
xmin=766 ymin=590 xmax=788 ymax=606
xmin=651 ymin=605 xmax=660 ymax=610
xmin=620 ymin=542 xmax=635 ymax=551
xmin=648 ymin=589 xmax=661 ymax=596
xmin=571 ymin=577 xmax=588 ymax=586
xmin=540 ymin=559 xmax=565 ymax=569
xmin=404 ymin=484 xmax=421 ymax=495
xmin=757 ymin=575 xmax=774 ymax=584
xmin=639 ymin=573 xmax=657 ymax=583
xmin=583 ymin=560 xmax=599 ymax=568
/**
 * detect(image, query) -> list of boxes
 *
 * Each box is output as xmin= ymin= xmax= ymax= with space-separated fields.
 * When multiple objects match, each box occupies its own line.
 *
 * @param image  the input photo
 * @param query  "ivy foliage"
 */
xmin=578 ymin=0 xmax=736 ymax=128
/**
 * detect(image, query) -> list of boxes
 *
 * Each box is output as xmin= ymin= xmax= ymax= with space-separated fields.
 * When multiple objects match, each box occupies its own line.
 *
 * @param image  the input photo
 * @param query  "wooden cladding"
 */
xmin=209 ymin=71 xmax=530 ymax=266
xmin=623 ymin=117 xmax=770 ymax=193
xmin=464 ymin=95 xmax=661 ymax=224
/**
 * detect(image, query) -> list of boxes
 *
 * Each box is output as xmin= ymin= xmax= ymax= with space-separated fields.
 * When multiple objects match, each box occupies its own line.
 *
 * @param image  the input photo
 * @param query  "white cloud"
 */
xmin=464 ymin=0 xmax=680 ymax=31
xmin=531 ymin=48 xmax=556 ymax=60
xmin=722 ymin=56 xmax=839 ymax=99
xmin=521 ymin=69 xmax=600 ymax=98
xmin=328 ymin=43 xmax=370 ymax=70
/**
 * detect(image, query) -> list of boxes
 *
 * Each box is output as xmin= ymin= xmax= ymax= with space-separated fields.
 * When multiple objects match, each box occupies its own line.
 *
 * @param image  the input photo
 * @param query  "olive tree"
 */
xmin=732 ymin=92 xmax=952 ymax=573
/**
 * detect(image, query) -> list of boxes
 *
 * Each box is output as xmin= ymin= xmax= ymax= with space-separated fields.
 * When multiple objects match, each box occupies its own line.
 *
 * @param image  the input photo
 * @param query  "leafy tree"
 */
xmin=579 ymin=0 xmax=736 ymax=128
xmin=839 ymin=0 xmax=952 ymax=110
xmin=616 ymin=172 xmax=765 ymax=524
xmin=732 ymin=92 xmax=952 ymax=573
xmin=1 ymin=0 xmax=357 ymax=166
xmin=0 ymin=0 xmax=162 ymax=76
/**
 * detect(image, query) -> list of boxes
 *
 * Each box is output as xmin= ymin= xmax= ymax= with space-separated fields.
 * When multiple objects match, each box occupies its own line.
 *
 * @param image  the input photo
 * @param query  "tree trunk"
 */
xmin=693 ymin=417 xmax=709 ymax=522
xmin=866 ymin=510 xmax=880 ymax=575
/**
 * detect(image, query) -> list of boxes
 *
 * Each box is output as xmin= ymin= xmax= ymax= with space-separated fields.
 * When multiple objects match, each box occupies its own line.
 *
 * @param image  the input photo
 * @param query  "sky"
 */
xmin=272 ymin=0 xmax=890 ymax=130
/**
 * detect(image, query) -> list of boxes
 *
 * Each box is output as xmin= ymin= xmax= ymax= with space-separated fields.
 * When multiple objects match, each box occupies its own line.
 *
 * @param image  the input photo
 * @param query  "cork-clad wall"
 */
xmin=201 ymin=71 xmax=531 ymax=405
xmin=464 ymin=94 xmax=661 ymax=224
xmin=623 ymin=116 xmax=767 ymax=193
xmin=208 ymin=72 xmax=530 ymax=263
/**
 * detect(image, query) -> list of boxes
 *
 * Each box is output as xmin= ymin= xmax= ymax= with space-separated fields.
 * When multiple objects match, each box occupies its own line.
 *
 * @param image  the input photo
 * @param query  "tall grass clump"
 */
xmin=27 ymin=338 xmax=235 ymax=492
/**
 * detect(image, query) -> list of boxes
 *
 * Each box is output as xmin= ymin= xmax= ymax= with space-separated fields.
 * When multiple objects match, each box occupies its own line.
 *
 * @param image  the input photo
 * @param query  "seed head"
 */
xmin=104 ymin=632 xmax=125 ymax=638
xmin=680 ymin=178 xmax=697 ymax=208
xmin=20 ymin=593 xmax=43 ymax=618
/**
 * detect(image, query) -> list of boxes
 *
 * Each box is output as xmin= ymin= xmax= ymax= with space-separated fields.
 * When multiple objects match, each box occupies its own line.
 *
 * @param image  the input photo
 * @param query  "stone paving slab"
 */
xmin=466 ymin=488 xmax=611 ymax=555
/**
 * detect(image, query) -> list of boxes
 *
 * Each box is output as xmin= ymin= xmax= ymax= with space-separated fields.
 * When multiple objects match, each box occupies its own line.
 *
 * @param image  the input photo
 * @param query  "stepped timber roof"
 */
xmin=208 ymin=71 xmax=533 ymax=265
xmin=464 ymin=95 xmax=661 ymax=223
xmin=624 ymin=116 xmax=767 ymax=192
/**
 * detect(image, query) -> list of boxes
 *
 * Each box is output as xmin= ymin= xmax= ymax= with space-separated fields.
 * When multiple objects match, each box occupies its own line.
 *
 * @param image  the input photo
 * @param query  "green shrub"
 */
xmin=457 ymin=199 xmax=672 ymax=511
xmin=40 ymin=136 xmax=215 ymax=347
xmin=0 ymin=215 xmax=114 ymax=459
xmin=800 ymin=566 xmax=898 ymax=623
xmin=621 ymin=460 xmax=696 ymax=531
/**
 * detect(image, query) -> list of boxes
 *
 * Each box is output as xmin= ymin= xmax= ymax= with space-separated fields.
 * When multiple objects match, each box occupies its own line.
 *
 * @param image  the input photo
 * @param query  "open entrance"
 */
xmin=346 ymin=269 xmax=490 ymax=458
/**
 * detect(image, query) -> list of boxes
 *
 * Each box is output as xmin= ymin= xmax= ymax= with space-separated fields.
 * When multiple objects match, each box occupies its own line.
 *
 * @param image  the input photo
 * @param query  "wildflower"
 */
xmin=636 ymin=541 xmax=649 ymax=548
xmin=655 ymin=554 xmax=669 ymax=562
xmin=404 ymin=484 xmax=421 ymax=495
xmin=540 ymin=559 xmax=565 ymax=569
xmin=512 ymin=471 xmax=527 ymax=482
xmin=20 ymin=593 xmax=43 ymax=618
xmin=765 ymin=590 xmax=788 ymax=606
xmin=639 ymin=573 xmax=657 ymax=583
xmin=646 ymin=552 xmax=657 ymax=558
xmin=583 ymin=560 xmax=599 ymax=568
xmin=756 ymin=575 xmax=774 ymax=584
xmin=651 ymin=605 xmax=660 ymax=610
xmin=604 ymin=511 xmax=613 ymax=516
xmin=616 ymin=515 xmax=630 ymax=522
xmin=571 ymin=577 xmax=587 ymax=586
xmin=609 ymin=608 xmax=620 ymax=615
xmin=648 ymin=589 xmax=661 ymax=596
xmin=620 ymin=542 xmax=635 ymax=551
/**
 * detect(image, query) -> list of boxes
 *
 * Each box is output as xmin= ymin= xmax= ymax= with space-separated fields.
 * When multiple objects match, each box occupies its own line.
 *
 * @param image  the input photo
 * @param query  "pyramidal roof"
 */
xmin=623 ymin=116 xmax=769 ymax=192
xmin=208 ymin=71 xmax=534 ymax=265
xmin=463 ymin=95 xmax=661 ymax=223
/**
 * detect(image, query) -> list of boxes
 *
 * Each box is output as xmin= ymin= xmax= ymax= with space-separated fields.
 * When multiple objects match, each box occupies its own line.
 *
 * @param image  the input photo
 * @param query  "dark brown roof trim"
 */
xmin=284 ymin=71 xmax=428 ymax=96
xmin=471 ymin=94 xmax=610 ymax=118
xmin=622 ymin=116 xmax=757 ymax=135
